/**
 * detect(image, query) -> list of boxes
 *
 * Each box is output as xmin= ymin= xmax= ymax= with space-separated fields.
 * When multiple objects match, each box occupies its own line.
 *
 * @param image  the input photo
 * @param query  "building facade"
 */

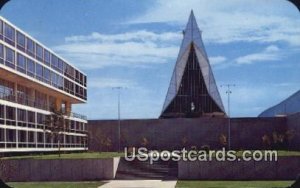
xmin=160 ymin=11 xmax=225 ymax=118
xmin=0 ymin=16 xmax=88 ymax=153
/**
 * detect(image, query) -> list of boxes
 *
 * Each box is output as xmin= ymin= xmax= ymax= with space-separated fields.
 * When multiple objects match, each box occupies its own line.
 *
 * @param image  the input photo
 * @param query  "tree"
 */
xmin=44 ymin=107 xmax=66 ymax=157
xmin=140 ymin=137 xmax=149 ymax=148
xmin=286 ymin=129 xmax=295 ymax=150
xmin=219 ymin=133 xmax=227 ymax=148
xmin=262 ymin=134 xmax=271 ymax=149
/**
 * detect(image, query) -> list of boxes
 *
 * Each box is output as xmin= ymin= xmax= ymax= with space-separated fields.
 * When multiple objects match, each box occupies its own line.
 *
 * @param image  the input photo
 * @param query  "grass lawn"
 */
xmin=176 ymin=181 xmax=293 ymax=188
xmin=7 ymin=181 xmax=106 ymax=188
xmin=235 ymin=150 xmax=300 ymax=157
xmin=2 ymin=152 xmax=124 ymax=160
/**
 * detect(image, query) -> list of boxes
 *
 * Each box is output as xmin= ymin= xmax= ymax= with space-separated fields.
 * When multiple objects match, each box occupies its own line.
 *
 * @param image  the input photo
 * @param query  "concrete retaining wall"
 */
xmin=88 ymin=117 xmax=287 ymax=151
xmin=0 ymin=157 xmax=120 ymax=182
xmin=178 ymin=156 xmax=300 ymax=180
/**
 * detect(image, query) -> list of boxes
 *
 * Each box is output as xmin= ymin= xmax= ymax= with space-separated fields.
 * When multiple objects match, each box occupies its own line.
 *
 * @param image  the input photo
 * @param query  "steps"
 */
xmin=115 ymin=157 xmax=178 ymax=180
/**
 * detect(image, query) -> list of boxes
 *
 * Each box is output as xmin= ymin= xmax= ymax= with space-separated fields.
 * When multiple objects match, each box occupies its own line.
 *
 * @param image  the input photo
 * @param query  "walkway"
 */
xmin=99 ymin=180 xmax=177 ymax=188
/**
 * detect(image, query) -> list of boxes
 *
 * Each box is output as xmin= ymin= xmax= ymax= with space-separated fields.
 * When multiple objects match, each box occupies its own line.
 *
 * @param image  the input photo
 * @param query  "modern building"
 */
xmin=160 ymin=11 xmax=225 ymax=118
xmin=259 ymin=89 xmax=300 ymax=117
xmin=0 ymin=16 xmax=88 ymax=153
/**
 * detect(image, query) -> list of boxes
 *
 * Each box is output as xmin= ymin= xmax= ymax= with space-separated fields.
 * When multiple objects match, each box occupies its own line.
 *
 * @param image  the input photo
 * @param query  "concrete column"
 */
xmin=46 ymin=94 xmax=50 ymax=111
xmin=65 ymin=101 xmax=71 ymax=116
xmin=29 ymin=88 xmax=35 ymax=107
xmin=55 ymin=98 xmax=62 ymax=112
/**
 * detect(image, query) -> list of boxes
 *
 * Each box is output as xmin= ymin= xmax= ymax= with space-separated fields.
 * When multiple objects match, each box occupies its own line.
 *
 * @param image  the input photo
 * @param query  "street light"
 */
xmin=220 ymin=84 xmax=235 ymax=150
xmin=112 ymin=86 xmax=123 ymax=152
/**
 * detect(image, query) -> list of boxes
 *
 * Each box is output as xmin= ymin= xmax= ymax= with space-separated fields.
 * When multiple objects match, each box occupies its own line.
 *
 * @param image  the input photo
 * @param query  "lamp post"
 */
xmin=112 ymin=86 xmax=123 ymax=152
xmin=221 ymin=84 xmax=235 ymax=150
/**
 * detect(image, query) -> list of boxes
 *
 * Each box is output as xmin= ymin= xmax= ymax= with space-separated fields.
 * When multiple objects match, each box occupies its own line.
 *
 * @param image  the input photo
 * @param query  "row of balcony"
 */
xmin=0 ymin=91 xmax=87 ymax=120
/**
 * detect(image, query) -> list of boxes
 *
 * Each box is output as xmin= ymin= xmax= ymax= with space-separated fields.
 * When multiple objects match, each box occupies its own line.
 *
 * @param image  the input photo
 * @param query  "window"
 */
xmin=51 ymin=72 xmax=57 ymax=87
xmin=35 ymin=91 xmax=47 ymax=110
xmin=44 ymin=68 xmax=51 ymax=84
xmin=18 ymin=131 xmax=26 ymax=143
xmin=84 ymin=75 xmax=87 ymax=87
xmin=0 ymin=20 xmax=3 ymax=40
xmin=5 ymin=46 xmax=15 ymax=69
xmin=37 ymin=113 xmax=45 ymax=125
xmin=0 ymin=78 xmax=15 ymax=102
xmin=80 ymin=73 xmax=83 ymax=85
xmin=27 ymin=111 xmax=35 ymax=128
xmin=84 ymin=88 xmax=87 ymax=100
xmin=6 ymin=106 xmax=15 ymax=119
xmin=17 ymin=31 xmax=25 ymax=51
xmin=0 ymin=44 xmax=3 ymax=64
xmin=70 ymin=120 xmax=75 ymax=130
xmin=36 ymin=44 xmax=43 ymax=61
xmin=17 ymin=53 xmax=26 ymax=73
xmin=66 ymin=65 xmax=74 ymax=79
xmin=17 ymin=84 xmax=30 ymax=106
xmin=26 ymin=59 xmax=35 ymax=77
xmin=52 ymin=74 xmax=63 ymax=89
xmin=4 ymin=23 xmax=15 ymax=46
xmin=75 ymin=70 xmax=80 ymax=82
xmin=0 ymin=128 xmax=4 ymax=142
xmin=28 ymin=131 xmax=35 ymax=143
xmin=7 ymin=129 xmax=16 ymax=142
xmin=17 ymin=109 xmax=27 ymax=127
xmin=0 ymin=105 xmax=4 ymax=125
xmin=26 ymin=37 xmax=35 ymax=57
xmin=37 ymin=132 xmax=44 ymax=143
xmin=44 ymin=49 xmax=50 ymax=66
xmin=6 ymin=106 xmax=16 ymax=126
xmin=75 ymin=85 xmax=79 ymax=97
xmin=64 ymin=79 xmax=69 ymax=93
xmin=17 ymin=109 xmax=26 ymax=121
xmin=58 ymin=75 xmax=63 ymax=89
xmin=0 ymin=105 xmax=4 ymax=118
xmin=36 ymin=63 xmax=43 ymax=81
xmin=70 ymin=82 xmax=74 ymax=94
xmin=58 ymin=59 xmax=64 ymax=73
xmin=64 ymin=79 xmax=74 ymax=94
xmin=51 ymin=54 xmax=58 ymax=70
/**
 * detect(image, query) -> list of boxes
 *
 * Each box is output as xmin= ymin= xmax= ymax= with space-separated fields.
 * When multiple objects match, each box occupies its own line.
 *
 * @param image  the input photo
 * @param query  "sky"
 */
xmin=1 ymin=0 xmax=300 ymax=119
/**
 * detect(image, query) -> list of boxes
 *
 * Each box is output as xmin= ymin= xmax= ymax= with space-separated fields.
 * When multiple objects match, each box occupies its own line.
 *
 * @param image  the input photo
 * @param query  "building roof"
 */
xmin=259 ymin=89 xmax=300 ymax=117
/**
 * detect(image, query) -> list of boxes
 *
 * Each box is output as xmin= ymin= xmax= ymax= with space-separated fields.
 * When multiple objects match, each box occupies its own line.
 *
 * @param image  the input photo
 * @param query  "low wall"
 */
xmin=88 ymin=117 xmax=287 ymax=151
xmin=0 ymin=157 xmax=120 ymax=182
xmin=178 ymin=156 xmax=300 ymax=180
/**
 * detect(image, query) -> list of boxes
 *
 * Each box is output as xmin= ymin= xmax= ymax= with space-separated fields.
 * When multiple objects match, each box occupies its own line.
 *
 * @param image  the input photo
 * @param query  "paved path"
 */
xmin=99 ymin=180 xmax=177 ymax=188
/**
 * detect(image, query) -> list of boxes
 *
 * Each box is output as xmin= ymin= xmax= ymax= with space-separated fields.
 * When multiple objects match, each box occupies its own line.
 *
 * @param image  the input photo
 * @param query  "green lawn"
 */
xmin=2 ymin=152 xmax=124 ymax=160
xmin=2 ymin=150 xmax=300 ymax=160
xmin=235 ymin=150 xmax=300 ymax=157
xmin=7 ymin=181 xmax=106 ymax=188
xmin=176 ymin=181 xmax=293 ymax=188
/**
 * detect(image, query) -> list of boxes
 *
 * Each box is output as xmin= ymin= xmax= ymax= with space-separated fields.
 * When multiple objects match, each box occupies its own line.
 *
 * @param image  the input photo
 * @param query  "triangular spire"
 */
xmin=177 ymin=10 xmax=208 ymax=62
xmin=160 ymin=11 xmax=225 ymax=118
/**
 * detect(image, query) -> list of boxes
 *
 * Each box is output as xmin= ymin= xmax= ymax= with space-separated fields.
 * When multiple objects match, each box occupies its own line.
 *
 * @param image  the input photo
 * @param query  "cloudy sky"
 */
xmin=1 ymin=0 xmax=300 ymax=119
